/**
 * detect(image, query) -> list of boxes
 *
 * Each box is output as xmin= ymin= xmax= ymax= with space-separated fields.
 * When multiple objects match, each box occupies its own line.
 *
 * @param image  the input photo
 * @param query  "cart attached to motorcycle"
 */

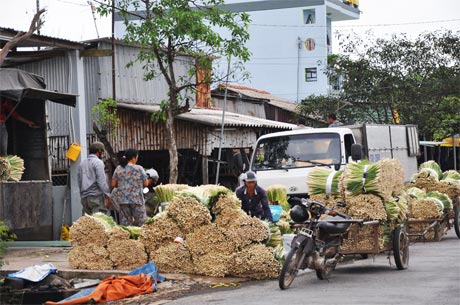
xmin=338 ymin=219 xmax=409 ymax=270
xmin=407 ymin=197 xmax=460 ymax=242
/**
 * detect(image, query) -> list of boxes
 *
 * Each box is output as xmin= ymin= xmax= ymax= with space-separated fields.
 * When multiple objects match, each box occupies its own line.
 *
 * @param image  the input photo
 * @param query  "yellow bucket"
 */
xmin=66 ymin=142 xmax=81 ymax=161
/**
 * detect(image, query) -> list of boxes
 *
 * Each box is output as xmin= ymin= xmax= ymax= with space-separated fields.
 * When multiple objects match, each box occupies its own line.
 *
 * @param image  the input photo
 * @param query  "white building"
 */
xmin=114 ymin=0 xmax=360 ymax=102
xmin=217 ymin=0 xmax=360 ymax=102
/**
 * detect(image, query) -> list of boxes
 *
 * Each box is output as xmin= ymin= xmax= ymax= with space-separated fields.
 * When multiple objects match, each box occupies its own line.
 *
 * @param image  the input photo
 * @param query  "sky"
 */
xmin=0 ymin=0 xmax=459 ymax=43
xmin=332 ymin=0 xmax=460 ymax=49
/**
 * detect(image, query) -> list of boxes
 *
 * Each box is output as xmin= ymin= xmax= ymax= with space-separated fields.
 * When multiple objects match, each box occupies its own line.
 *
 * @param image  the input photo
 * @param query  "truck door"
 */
xmin=344 ymin=133 xmax=355 ymax=163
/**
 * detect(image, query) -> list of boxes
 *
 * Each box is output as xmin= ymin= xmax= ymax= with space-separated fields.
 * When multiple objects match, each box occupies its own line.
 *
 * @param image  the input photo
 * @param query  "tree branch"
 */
xmin=0 ymin=8 xmax=45 ymax=65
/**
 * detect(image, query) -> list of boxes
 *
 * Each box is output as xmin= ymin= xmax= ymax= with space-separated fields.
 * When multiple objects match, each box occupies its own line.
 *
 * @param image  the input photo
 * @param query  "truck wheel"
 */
xmin=393 ymin=226 xmax=409 ymax=270
xmin=454 ymin=204 xmax=460 ymax=239
xmin=279 ymin=247 xmax=305 ymax=290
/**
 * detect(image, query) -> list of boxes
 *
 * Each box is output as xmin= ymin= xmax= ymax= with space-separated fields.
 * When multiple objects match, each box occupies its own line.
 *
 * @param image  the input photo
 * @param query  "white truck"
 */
xmin=249 ymin=124 xmax=419 ymax=198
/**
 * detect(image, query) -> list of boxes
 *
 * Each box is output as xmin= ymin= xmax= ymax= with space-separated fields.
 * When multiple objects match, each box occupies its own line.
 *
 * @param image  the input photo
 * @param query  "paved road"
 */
xmin=166 ymin=230 xmax=460 ymax=305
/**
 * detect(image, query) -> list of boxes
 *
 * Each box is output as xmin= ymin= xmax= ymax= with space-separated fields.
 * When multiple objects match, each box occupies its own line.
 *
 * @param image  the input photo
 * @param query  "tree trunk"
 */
xmin=93 ymin=122 xmax=118 ymax=174
xmin=166 ymin=108 xmax=179 ymax=183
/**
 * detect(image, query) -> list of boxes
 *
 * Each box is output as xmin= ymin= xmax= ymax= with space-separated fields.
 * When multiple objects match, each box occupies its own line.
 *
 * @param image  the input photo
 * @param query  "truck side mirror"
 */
xmin=351 ymin=144 xmax=363 ymax=161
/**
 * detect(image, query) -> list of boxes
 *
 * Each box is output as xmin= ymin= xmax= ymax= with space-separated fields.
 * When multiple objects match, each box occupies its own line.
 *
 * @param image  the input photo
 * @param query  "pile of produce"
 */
xmin=266 ymin=184 xmax=292 ymax=235
xmin=385 ymin=195 xmax=408 ymax=223
xmin=68 ymin=213 xmax=147 ymax=270
xmin=0 ymin=155 xmax=25 ymax=181
xmin=154 ymin=184 xmax=189 ymax=203
xmin=307 ymin=159 xmax=407 ymax=252
xmin=308 ymin=168 xmax=345 ymax=211
xmin=406 ymin=187 xmax=452 ymax=220
xmin=266 ymin=184 xmax=290 ymax=211
xmin=107 ymin=226 xmax=148 ymax=270
xmin=340 ymin=223 xmax=386 ymax=253
xmin=405 ymin=160 xmax=459 ymax=241
xmin=408 ymin=161 xmax=460 ymax=199
xmin=143 ymin=193 xmax=279 ymax=279
xmin=340 ymin=159 xmax=404 ymax=200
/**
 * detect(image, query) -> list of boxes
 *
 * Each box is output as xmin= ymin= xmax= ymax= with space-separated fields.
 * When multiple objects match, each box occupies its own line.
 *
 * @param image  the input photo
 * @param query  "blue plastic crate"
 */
xmin=269 ymin=205 xmax=283 ymax=222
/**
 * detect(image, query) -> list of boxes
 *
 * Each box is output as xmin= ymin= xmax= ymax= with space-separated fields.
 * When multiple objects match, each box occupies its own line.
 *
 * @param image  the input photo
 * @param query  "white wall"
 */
xmin=217 ymin=4 xmax=329 ymax=102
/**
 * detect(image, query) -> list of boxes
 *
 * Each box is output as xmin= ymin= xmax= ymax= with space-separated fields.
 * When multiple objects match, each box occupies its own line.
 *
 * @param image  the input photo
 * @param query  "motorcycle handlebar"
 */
xmin=308 ymin=199 xmax=350 ymax=219
xmin=327 ymin=209 xmax=350 ymax=219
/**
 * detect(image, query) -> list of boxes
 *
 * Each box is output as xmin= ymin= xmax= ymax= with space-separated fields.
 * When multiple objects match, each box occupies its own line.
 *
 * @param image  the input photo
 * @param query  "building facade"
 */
xmin=114 ymin=0 xmax=360 ymax=102
xmin=215 ymin=0 xmax=360 ymax=102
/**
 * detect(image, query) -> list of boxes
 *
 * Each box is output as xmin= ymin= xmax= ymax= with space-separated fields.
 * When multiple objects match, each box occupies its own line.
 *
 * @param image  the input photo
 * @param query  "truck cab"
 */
xmin=249 ymin=127 xmax=355 ymax=197
xmin=249 ymin=124 xmax=419 ymax=198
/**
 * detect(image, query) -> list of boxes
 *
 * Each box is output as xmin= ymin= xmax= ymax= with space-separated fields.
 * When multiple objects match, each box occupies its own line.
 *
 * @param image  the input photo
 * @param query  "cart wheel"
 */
xmin=454 ymin=204 xmax=460 ymax=239
xmin=393 ymin=226 xmax=409 ymax=270
xmin=279 ymin=247 xmax=304 ymax=290
xmin=316 ymin=257 xmax=336 ymax=280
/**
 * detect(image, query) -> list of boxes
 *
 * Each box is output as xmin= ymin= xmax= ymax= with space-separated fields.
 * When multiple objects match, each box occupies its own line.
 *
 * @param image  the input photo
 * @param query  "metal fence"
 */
xmin=48 ymin=135 xmax=70 ymax=186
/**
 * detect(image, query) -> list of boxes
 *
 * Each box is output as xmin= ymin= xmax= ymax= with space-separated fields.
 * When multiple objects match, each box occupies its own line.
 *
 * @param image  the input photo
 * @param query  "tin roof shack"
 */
xmin=211 ymin=84 xmax=298 ymax=123
xmin=114 ymin=103 xmax=294 ymax=189
xmin=0 ymin=68 xmax=76 ymax=241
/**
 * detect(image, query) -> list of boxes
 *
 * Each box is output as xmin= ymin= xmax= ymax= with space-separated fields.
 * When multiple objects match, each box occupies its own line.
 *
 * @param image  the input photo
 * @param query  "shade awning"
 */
xmin=0 ymin=68 xmax=77 ymax=107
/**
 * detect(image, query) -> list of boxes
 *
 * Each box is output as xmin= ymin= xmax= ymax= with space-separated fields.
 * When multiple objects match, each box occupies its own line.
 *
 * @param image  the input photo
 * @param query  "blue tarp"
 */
xmin=8 ymin=263 xmax=57 ymax=282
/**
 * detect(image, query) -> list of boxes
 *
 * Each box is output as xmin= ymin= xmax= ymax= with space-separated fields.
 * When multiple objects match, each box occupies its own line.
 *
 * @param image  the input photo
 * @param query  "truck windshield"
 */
xmin=252 ymin=133 xmax=341 ymax=170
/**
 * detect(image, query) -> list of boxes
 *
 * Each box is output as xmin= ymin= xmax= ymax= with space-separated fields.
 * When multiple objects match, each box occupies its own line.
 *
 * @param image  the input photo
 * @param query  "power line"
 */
xmin=55 ymin=0 xmax=88 ymax=6
xmin=249 ymin=18 xmax=460 ymax=29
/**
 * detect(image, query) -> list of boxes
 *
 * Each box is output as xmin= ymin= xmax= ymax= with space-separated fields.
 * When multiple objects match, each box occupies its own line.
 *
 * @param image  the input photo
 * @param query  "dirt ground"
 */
xmin=0 ymin=246 xmax=248 ymax=304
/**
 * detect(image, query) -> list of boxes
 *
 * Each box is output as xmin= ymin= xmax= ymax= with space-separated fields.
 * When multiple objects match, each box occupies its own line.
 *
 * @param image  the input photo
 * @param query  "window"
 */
xmin=252 ymin=133 xmax=341 ymax=170
xmin=305 ymin=68 xmax=317 ymax=82
xmin=344 ymin=134 xmax=355 ymax=162
xmin=303 ymin=9 xmax=315 ymax=24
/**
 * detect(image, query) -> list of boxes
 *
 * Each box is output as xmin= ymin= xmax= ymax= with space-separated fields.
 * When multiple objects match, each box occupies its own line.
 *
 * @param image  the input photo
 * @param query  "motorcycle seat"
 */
xmin=317 ymin=216 xmax=351 ymax=234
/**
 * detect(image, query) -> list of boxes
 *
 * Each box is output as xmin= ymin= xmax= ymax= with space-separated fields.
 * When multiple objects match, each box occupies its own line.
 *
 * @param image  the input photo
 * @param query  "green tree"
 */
xmin=98 ymin=0 xmax=250 ymax=183
xmin=0 ymin=221 xmax=16 ymax=268
xmin=298 ymin=30 xmax=460 ymax=140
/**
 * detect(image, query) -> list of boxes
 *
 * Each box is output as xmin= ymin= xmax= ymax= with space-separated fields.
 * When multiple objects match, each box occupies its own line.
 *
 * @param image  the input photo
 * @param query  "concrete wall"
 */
xmin=0 ymin=181 xmax=53 ymax=241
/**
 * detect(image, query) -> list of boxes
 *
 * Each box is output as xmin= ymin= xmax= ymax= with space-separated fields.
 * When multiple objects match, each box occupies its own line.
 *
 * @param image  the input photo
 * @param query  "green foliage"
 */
xmin=91 ymin=98 xmax=120 ymax=133
xmin=151 ymin=100 xmax=169 ymax=123
xmin=0 ymin=221 xmax=17 ymax=268
xmin=300 ymin=30 xmax=460 ymax=139
xmin=97 ymin=0 xmax=251 ymax=183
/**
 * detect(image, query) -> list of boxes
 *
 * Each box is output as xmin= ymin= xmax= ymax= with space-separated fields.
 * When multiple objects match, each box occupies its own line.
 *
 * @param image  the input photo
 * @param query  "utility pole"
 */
xmin=36 ymin=0 xmax=40 ymax=35
xmin=36 ymin=0 xmax=40 ymax=51
xmin=111 ymin=0 xmax=116 ymax=100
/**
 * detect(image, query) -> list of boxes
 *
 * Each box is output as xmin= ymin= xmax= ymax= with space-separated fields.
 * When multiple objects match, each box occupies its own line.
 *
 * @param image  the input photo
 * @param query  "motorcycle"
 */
xmin=279 ymin=198 xmax=353 ymax=290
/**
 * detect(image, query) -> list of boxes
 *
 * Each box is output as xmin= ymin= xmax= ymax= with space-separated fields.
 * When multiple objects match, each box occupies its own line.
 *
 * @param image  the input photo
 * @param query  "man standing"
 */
xmin=327 ymin=113 xmax=343 ymax=127
xmin=78 ymin=141 xmax=111 ymax=215
xmin=144 ymin=168 xmax=160 ymax=216
xmin=235 ymin=171 xmax=273 ymax=221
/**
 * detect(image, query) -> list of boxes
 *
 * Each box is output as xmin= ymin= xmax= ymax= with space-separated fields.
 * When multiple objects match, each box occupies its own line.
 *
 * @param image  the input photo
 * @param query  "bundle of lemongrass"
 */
xmin=307 ymin=167 xmax=343 ymax=196
xmin=385 ymin=195 xmax=408 ymax=223
xmin=0 ymin=155 xmax=25 ymax=181
xmin=154 ymin=184 xmax=189 ymax=203
xmin=266 ymin=184 xmax=290 ymax=211
xmin=341 ymin=161 xmax=381 ymax=197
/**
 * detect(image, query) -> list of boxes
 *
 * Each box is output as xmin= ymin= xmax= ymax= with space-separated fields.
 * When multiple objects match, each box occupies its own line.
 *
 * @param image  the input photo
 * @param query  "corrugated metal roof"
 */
xmin=0 ymin=27 xmax=87 ymax=49
xmin=215 ymin=84 xmax=298 ymax=113
xmin=179 ymin=108 xmax=295 ymax=129
xmin=117 ymin=102 xmax=295 ymax=129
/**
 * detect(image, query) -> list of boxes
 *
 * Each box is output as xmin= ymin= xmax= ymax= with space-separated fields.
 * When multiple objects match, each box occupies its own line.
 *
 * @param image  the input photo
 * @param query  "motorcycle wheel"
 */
xmin=454 ymin=204 xmax=460 ymax=239
xmin=279 ymin=247 xmax=304 ymax=290
xmin=393 ymin=225 xmax=409 ymax=270
xmin=316 ymin=257 xmax=336 ymax=280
